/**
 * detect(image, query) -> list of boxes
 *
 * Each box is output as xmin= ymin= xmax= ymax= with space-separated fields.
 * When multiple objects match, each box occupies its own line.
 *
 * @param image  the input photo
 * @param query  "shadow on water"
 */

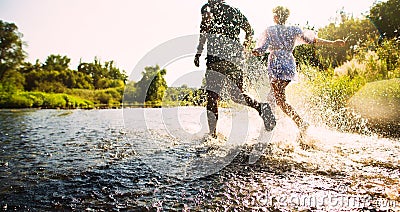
xmin=0 ymin=109 xmax=399 ymax=211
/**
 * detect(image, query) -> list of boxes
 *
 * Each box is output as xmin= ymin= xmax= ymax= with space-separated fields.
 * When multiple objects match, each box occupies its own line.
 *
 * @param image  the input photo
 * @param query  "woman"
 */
xmin=253 ymin=6 xmax=345 ymax=131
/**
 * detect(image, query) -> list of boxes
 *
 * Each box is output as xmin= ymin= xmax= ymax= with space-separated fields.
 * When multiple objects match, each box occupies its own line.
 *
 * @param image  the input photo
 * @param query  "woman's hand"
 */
xmin=334 ymin=39 xmax=346 ymax=47
xmin=315 ymin=38 xmax=346 ymax=47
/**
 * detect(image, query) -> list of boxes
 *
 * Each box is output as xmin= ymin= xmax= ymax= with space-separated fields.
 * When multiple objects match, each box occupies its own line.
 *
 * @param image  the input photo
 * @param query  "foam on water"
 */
xmin=125 ymin=105 xmax=400 ymax=205
xmin=266 ymin=115 xmax=400 ymax=203
xmin=1 ymin=108 xmax=399 ymax=210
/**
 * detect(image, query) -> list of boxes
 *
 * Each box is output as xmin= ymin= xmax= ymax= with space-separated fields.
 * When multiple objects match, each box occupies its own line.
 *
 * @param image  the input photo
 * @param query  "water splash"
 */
xmin=1 ymin=109 xmax=399 ymax=210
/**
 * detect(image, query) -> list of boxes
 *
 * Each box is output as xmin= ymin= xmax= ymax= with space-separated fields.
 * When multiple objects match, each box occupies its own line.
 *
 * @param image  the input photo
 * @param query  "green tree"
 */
xmin=134 ymin=65 xmax=167 ymax=104
xmin=19 ymin=60 xmax=41 ymax=74
xmin=145 ymin=67 xmax=167 ymax=104
xmin=0 ymin=20 xmax=26 ymax=80
xmin=78 ymin=57 xmax=127 ymax=89
xmin=317 ymin=14 xmax=378 ymax=68
xmin=103 ymin=60 xmax=127 ymax=84
xmin=78 ymin=58 xmax=102 ymax=86
xmin=42 ymin=54 xmax=71 ymax=71
xmin=122 ymin=81 xmax=137 ymax=103
xmin=376 ymin=38 xmax=400 ymax=73
xmin=0 ymin=70 xmax=25 ymax=94
xmin=368 ymin=0 xmax=400 ymax=39
xmin=367 ymin=0 xmax=400 ymax=77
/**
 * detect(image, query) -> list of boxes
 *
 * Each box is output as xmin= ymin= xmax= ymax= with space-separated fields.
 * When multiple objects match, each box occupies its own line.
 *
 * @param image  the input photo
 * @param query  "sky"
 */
xmin=0 ymin=0 xmax=380 ymax=87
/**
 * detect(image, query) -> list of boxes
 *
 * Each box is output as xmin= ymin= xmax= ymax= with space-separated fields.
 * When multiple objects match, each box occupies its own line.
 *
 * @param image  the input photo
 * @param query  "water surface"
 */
xmin=0 ymin=108 xmax=399 ymax=211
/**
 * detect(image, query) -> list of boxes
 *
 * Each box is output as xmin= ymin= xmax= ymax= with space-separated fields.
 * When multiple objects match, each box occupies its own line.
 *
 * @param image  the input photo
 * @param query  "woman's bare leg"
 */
xmin=271 ymin=79 xmax=307 ymax=129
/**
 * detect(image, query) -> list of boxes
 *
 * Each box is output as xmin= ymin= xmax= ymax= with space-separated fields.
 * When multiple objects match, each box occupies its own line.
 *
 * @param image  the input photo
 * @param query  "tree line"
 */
xmin=0 ymin=0 xmax=399 ymax=109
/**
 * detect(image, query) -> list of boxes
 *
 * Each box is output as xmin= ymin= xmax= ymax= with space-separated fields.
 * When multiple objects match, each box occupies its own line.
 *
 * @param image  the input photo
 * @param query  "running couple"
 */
xmin=194 ymin=0 xmax=345 ymax=138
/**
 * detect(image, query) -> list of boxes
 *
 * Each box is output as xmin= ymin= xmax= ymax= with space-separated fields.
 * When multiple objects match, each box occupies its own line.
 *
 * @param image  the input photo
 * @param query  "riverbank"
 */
xmin=0 ymin=91 xmax=95 ymax=109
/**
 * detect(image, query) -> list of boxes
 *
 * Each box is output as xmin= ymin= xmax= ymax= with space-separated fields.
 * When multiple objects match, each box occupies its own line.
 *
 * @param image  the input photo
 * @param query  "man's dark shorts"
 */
xmin=205 ymin=58 xmax=244 ymax=93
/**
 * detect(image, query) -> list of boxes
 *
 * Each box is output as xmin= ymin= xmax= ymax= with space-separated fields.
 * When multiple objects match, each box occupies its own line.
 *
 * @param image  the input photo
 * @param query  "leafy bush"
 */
xmin=8 ymin=94 xmax=33 ymax=108
xmin=43 ymin=94 xmax=66 ymax=108
xmin=308 ymin=69 xmax=366 ymax=111
xmin=62 ymin=94 xmax=94 ymax=109
xmin=0 ymin=91 xmax=94 ymax=109
xmin=105 ymin=88 xmax=122 ymax=100
xmin=66 ymin=87 xmax=122 ymax=107
xmin=95 ymin=91 xmax=112 ymax=105
xmin=66 ymin=89 xmax=96 ymax=101
xmin=376 ymin=38 xmax=400 ymax=73
xmin=20 ymin=92 xmax=45 ymax=107
xmin=298 ymin=64 xmax=367 ymax=131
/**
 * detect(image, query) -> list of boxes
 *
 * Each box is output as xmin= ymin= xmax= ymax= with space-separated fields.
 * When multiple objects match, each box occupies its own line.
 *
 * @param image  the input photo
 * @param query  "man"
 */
xmin=194 ymin=0 xmax=275 ymax=138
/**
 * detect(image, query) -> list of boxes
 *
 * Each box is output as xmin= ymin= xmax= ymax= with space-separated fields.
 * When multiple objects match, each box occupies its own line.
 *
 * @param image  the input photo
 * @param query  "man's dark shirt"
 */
xmin=197 ymin=2 xmax=254 ymax=63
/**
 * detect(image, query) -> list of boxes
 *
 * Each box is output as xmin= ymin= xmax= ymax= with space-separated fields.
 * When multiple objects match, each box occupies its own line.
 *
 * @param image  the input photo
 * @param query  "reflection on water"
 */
xmin=0 ymin=108 xmax=399 ymax=211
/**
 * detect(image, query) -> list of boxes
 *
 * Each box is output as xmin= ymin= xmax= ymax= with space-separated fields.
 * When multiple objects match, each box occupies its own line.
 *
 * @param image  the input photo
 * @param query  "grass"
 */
xmin=348 ymin=78 xmax=400 ymax=137
xmin=0 ymin=91 xmax=95 ymax=109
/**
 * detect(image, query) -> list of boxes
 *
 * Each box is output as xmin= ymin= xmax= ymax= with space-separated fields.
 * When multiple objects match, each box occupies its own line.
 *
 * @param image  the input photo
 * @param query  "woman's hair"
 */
xmin=272 ymin=6 xmax=290 ymax=25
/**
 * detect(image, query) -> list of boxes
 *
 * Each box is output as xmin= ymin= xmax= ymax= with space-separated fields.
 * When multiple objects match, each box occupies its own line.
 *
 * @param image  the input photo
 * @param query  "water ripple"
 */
xmin=0 ymin=108 xmax=399 ymax=211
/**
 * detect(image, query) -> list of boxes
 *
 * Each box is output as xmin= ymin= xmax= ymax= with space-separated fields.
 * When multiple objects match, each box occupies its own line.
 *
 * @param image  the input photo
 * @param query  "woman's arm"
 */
xmin=298 ymin=27 xmax=345 ymax=47
xmin=315 ymin=38 xmax=345 ymax=47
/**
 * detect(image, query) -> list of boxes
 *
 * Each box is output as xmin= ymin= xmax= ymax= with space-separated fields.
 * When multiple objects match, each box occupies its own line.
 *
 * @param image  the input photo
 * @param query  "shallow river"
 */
xmin=0 ymin=108 xmax=399 ymax=211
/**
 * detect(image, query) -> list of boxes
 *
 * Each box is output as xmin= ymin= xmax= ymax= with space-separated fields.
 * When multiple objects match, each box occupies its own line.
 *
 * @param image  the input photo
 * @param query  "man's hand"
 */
xmin=194 ymin=54 xmax=201 ymax=67
xmin=252 ymin=49 xmax=262 ymax=57
xmin=243 ymin=37 xmax=254 ymax=51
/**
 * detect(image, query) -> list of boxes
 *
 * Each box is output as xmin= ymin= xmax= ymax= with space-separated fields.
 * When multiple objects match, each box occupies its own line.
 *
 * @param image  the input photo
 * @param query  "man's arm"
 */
xmin=242 ymin=21 xmax=254 ymax=49
xmin=236 ymin=9 xmax=254 ymax=49
xmin=195 ymin=33 xmax=206 ymax=67
xmin=194 ymin=7 xmax=211 ymax=67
